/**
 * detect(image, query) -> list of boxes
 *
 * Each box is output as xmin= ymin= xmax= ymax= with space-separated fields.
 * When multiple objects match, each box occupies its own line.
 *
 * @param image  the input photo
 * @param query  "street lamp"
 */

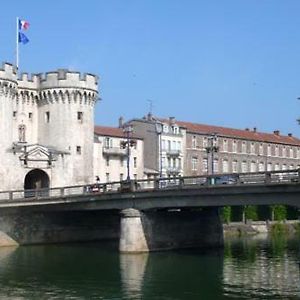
xmin=155 ymin=122 xmax=163 ymax=177
xmin=205 ymin=134 xmax=219 ymax=175
xmin=121 ymin=125 xmax=136 ymax=181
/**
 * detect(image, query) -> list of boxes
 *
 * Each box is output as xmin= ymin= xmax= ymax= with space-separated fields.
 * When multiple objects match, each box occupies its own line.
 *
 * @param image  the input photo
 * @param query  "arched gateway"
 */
xmin=24 ymin=169 xmax=49 ymax=190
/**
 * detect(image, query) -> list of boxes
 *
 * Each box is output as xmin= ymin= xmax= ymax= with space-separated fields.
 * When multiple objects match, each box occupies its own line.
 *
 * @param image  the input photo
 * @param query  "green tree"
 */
xmin=221 ymin=206 xmax=231 ymax=223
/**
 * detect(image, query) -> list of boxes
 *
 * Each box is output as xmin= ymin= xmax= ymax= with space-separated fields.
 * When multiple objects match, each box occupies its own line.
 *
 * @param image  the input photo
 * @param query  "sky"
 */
xmin=1 ymin=1 xmax=300 ymax=136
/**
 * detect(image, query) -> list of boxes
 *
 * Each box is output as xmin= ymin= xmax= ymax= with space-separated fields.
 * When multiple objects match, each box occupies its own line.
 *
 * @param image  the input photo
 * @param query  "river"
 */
xmin=0 ymin=234 xmax=299 ymax=299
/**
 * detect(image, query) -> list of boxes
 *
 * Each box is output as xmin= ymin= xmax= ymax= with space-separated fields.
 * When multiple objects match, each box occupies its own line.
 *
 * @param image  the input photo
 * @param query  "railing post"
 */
xmin=9 ymin=191 xmax=13 ymax=201
xmin=154 ymin=179 xmax=160 ymax=189
xmin=265 ymin=172 xmax=271 ymax=184
xmin=60 ymin=188 xmax=64 ymax=196
xmin=103 ymin=184 xmax=107 ymax=192
xmin=179 ymin=177 xmax=184 ymax=188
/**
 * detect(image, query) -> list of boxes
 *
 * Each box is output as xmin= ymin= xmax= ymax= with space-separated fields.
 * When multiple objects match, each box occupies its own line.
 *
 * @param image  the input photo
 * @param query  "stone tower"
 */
xmin=0 ymin=62 xmax=99 ymax=191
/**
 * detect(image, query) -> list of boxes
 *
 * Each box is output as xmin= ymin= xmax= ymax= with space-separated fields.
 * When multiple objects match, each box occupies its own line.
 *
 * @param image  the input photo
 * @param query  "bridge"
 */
xmin=0 ymin=169 xmax=299 ymax=252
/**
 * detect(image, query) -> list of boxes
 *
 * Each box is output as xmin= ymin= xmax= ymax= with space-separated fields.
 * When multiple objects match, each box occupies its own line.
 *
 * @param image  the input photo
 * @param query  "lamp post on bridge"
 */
xmin=121 ymin=125 xmax=136 ymax=181
xmin=205 ymin=134 xmax=219 ymax=176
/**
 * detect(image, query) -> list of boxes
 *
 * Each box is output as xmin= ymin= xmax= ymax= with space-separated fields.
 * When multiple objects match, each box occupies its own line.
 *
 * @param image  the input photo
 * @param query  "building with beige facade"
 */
xmin=94 ymin=125 xmax=144 ymax=183
xmin=128 ymin=114 xmax=300 ymax=178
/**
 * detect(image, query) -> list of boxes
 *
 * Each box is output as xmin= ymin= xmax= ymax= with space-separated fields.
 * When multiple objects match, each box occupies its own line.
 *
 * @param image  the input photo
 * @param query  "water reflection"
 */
xmin=0 ymin=236 xmax=298 ymax=299
xmin=223 ymin=234 xmax=300 ymax=299
xmin=120 ymin=254 xmax=148 ymax=299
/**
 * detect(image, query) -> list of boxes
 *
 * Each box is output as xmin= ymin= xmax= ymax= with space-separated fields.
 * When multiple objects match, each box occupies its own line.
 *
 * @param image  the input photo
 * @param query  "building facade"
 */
xmin=0 ymin=63 xmax=98 ymax=191
xmin=128 ymin=114 xmax=186 ymax=179
xmin=128 ymin=115 xmax=300 ymax=178
xmin=93 ymin=125 xmax=144 ymax=183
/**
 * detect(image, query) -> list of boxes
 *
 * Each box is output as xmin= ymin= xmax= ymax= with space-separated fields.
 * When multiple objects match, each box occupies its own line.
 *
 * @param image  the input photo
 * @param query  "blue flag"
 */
xmin=18 ymin=32 xmax=29 ymax=44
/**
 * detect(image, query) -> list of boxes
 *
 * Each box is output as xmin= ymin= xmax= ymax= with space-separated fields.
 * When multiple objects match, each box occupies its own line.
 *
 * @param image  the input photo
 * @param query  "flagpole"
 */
xmin=16 ymin=17 xmax=19 ymax=71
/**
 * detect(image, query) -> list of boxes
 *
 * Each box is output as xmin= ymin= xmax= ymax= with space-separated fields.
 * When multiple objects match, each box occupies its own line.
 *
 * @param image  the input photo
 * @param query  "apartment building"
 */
xmin=128 ymin=114 xmax=186 ymax=179
xmin=93 ymin=125 xmax=144 ymax=183
xmin=128 ymin=114 xmax=300 ymax=178
xmin=181 ymin=121 xmax=300 ymax=176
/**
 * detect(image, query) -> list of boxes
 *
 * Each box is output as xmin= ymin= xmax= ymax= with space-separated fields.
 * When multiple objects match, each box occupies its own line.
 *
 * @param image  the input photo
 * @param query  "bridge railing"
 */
xmin=0 ymin=169 xmax=299 ymax=202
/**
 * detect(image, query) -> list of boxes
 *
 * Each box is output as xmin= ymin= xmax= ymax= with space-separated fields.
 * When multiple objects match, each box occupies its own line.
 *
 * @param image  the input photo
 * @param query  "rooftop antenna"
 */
xmin=147 ymin=99 xmax=153 ymax=115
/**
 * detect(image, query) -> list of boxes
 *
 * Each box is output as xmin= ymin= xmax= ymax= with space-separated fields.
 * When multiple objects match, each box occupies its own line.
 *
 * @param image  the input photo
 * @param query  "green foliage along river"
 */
xmin=0 ymin=234 xmax=299 ymax=299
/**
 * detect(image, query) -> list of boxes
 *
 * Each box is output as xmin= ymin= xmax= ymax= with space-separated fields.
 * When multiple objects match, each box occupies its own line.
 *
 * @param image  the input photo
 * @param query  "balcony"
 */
xmin=165 ymin=149 xmax=181 ymax=157
xmin=103 ymin=147 xmax=127 ymax=156
xmin=165 ymin=166 xmax=182 ymax=174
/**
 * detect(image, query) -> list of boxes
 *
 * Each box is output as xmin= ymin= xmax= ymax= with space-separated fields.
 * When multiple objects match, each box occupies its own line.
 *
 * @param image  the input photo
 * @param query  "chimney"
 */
xmin=253 ymin=127 xmax=257 ymax=132
xmin=169 ymin=116 xmax=175 ymax=124
xmin=245 ymin=128 xmax=249 ymax=131
xmin=273 ymin=130 xmax=280 ymax=136
xmin=118 ymin=116 xmax=124 ymax=128
xmin=288 ymin=133 xmax=293 ymax=137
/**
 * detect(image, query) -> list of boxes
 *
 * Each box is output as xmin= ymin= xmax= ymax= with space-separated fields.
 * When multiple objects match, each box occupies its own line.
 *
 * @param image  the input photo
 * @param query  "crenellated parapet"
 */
xmin=15 ymin=68 xmax=98 ymax=106
xmin=0 ymin=63 xmax=18 ymax=98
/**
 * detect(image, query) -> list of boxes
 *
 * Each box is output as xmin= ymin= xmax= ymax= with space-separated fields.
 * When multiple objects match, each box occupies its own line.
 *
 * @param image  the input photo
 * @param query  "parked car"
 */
xmin=215 ymin=175 xmax=238 ymax=185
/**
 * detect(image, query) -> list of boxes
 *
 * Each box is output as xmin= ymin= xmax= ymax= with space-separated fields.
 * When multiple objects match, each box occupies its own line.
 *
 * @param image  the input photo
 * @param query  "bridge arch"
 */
xmin=24 ymin=169 xmax=50 ymax=190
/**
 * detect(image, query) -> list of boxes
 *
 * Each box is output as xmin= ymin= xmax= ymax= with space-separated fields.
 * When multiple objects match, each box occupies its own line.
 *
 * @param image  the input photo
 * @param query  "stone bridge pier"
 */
xmin=119 ymin=207 xmax=224 ymax=253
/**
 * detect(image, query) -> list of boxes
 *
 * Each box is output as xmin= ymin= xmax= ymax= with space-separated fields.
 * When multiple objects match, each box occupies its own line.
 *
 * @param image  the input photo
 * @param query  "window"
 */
xmin=134 ymin=157 xmax=137 ymax=168
xmin=105 ymin=138 xmax=112 ymax=148
xmin=120 ymin=173 xmax=124 ymax=181
xmin=258 ymin=162 xmax=264 ymax=172
xmin=106 ymin=173 xmax=110 ymax=182
xmin=162 ymin=157 xmax=166 ymax=168
xmin=77 ymin=111 xmax=83 ymax=122
xmin=282 ymin=147 xmax=286 ymax=157
xmin=259 ymin=144 xmax=263 ymax=155
xmin=275 ymin=163 xmax=280 ymax=171
xmin=177 ymin=141 xmax=181 ymax=151
xmin=213 ymin=159 xmax=219 ymax=173
xmin=275 ymin=146 xmax=279 ymax=157
xmin=250 ymin=161 xmax=256 ymax=172
xmin=162 ymin=139 xmax=166 ymax=150
xmin=172 ymin=141 xmax=176 ymax=150
xmin=202 ymin=158 xmax=208 ymax=173
xmin=267 ymin=145 xmax=271 ymax=156
xmin=13 ymin=111 xmax=17 ymax=118
xmin=282 ymin=164 xmax=287 ymax=171
xmin=178 ymin=158 xmax=182 ymax=169
xmin=28 ymin=112 xmax=32 ymax=120
xmin=192 ymin=136 xmax=197 ymax=149
xmin=45 ymin=111 xmax=50 ymax=123
xmin=242 ymin=161 xmax=247 ymax=173
xmin=203 ymin=137 xmax=208 ymax=148
xmin=250 ymin=143 xmax=255 ymax=154
xmin=222 ymin=159 xmax=229 ymax=173
xmin=242 ymin=142 xmax=247 ymax=153
xmin=289 ymin=164 xmax=294 ymax=170
xmin=163 ymin=125 xmax=169 ymax=133
xmin=106 ymin=157 xmax=109 ymax=166
xmin=120 ymin=157 xmax=125 ymax=167
xmin=289 ymin=148 xmax=294 ymax=158
xmin=134 ymin=174 xmax=137 ymax=180
xmin=192 ymin=157 xmax=198 ymax=171
xmin=267 ymin=163 xmax=272 ymax=171
xmin=223 ymin=140 xmax=228 ymax=152
xmin=232 ymin=141 xmax=237 ymax=153
xmin=172 ymin=126 xmax=179 ymax=134
xmin=76 ymin=146 xmax=81 ymax=154
xmin=18 ymin=124 xmax=26 ymax=142
xmin=232 ymin=160 xmax=238 ymax=173
xmin=168 ymin=140 xmax=171 ymax=151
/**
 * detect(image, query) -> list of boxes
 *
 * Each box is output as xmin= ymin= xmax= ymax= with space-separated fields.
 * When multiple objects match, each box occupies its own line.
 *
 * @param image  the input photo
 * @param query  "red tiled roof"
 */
xmin=94 ymin=125 xmax=142 ymax=139
xmin=160 ymin=119 xmax=300 ymax=146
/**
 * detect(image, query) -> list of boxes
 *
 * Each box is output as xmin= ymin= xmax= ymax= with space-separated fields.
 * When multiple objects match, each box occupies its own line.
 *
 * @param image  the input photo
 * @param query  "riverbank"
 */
xmin=223 ymin=220 xmax=300 ymax=236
